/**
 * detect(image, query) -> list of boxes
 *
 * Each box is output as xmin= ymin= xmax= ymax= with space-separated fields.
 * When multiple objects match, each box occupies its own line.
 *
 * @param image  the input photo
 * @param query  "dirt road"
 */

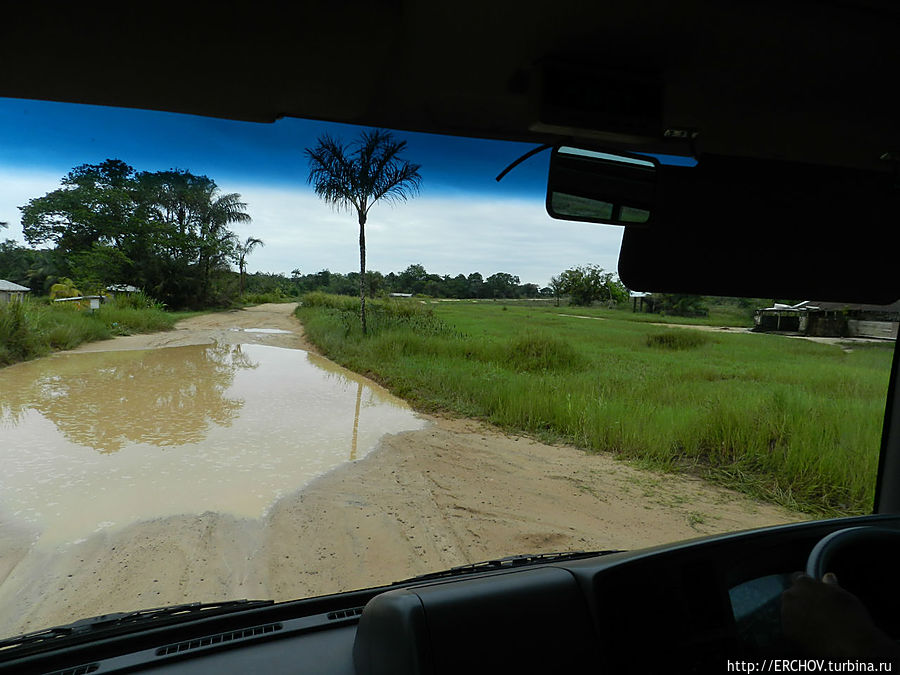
xmin=0 ymin=303 xmax=804 ymax=637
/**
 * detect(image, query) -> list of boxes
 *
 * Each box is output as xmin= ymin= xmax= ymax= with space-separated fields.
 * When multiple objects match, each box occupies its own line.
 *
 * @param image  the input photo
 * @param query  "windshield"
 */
xmin=0 ymin=98 xmax=894 ymax=641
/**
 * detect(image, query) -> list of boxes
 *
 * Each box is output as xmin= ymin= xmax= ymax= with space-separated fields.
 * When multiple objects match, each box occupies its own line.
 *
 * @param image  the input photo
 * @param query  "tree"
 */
xmin=69 ymin=243 xmax=132 ymax=293
xmin=655 ymin=293 xmax=708 ymax=317
xmin=558 ymin=265 xmax=627 ymax=306
xmin=195 ymin=188 xmax=250 ymax=303
xmin=18 ymin=160 xmax=253 ymax=308
xmin=20 ymin=160 xmax=140 ymax=253
xmin=137 ymin=169 xmax=251 ymax=306
xmin=306 ymin=129 xmax=421 ymax=334
xmin=234 ymin=236 xmax=265 ymax=295
xmin=398 ymin=263 xmax=428 ymax=294
xmin=485 ymin=272 xmax=520 ymax=299
xmin=467 ymin=272 xmax=484 ymax=298
xmin=549 ymin=275 xmax=564 ymax=306
xmin=49 ymin=277 xmax=81 ymax=300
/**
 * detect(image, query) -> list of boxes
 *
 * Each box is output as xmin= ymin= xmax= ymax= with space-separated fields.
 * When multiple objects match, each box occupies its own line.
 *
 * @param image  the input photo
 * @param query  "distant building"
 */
xmin=0 ymin=279 xmax=29 ymax=304
xmin=389 ymin=292 xmax=413 ymax=298
xmin=629 ymin=291 xmax=654 ymax=313
xmin=106 ymin=284 xmax=141 ymax=296
xmin=754 ymin=300 xmax=900 ymax=340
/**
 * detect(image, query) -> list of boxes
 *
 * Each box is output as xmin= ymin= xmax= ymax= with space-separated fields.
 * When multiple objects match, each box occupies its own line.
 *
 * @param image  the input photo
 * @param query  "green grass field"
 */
xmin=296 ymin=295 xmax=895 ymax=516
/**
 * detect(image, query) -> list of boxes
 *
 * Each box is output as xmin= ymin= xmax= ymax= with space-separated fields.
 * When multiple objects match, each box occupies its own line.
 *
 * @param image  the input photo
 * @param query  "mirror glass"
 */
xmin=546 ymin=146 xmax=657 ymax=225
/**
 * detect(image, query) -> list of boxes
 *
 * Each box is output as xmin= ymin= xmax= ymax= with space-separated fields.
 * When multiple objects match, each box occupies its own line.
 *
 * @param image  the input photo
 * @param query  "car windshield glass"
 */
xmin=0 ymin=98 xmax=894 ymax=641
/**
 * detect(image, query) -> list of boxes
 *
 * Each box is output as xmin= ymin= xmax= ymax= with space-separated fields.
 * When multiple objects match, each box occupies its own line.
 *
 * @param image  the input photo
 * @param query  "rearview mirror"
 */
xmin=546 ymin=146 xmax=657 ymax=225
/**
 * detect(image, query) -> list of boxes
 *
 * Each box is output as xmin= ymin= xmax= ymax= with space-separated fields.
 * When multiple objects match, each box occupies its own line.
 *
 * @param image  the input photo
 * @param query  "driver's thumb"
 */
xmin=822 ymin=572 xmax=839 ymax=585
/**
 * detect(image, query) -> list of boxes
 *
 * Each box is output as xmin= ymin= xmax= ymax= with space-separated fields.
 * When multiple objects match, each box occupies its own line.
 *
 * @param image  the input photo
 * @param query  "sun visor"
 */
xmin=616 ymin=157 xmax=900 ymax=304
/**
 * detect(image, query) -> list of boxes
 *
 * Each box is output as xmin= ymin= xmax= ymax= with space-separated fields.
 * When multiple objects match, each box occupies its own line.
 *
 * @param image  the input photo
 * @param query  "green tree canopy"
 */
xmin=558 ymin=265 xmax=627 ymax=306
xmin=20 ymin=159 xmax=140 ymax=253
xmin=235 ymin=236 xmax=265 ymax=295
xmin=18 ymin=159 xmax=253 ymax=308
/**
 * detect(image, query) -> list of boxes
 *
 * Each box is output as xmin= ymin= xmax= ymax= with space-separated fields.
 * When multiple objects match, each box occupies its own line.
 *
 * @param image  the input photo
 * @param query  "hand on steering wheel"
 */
xmin=781 ymin=527 xmax=900 ymax=660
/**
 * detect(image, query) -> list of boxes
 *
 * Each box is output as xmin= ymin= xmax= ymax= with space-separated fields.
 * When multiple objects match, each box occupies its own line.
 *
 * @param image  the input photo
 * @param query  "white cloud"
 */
xmin=0 ymin=169 xmax=625 ymax=287
xmin=0 ymin=167 xmax=66 ymax=240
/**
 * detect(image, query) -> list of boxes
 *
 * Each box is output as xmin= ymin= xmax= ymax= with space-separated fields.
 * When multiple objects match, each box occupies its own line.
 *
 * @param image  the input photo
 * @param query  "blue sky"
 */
xmin=0 ymin=97 xmax=625 ymax=286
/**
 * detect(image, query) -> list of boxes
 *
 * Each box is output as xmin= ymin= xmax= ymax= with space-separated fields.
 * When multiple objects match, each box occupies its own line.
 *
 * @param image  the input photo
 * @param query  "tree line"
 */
xmin=236 ymin=262 xmax=632 ymax=306
xmin=239 ymin=264 xmax=542 ymax=299
xmin=8 ymin=159 xmax=256 ymax=308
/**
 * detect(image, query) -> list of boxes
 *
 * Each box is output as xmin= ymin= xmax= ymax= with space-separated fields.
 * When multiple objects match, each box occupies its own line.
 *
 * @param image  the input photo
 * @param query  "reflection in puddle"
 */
xmin=1 ymin=343 xmax=250 ymax=453
xmin=0 ymin=344 xmax=425 ymax=544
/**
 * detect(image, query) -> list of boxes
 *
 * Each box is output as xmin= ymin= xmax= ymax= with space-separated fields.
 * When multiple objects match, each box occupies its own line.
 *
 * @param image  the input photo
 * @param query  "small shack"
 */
xmin=754 ymin=302 xmax=806 ymax=332
xmin=754 ymin=300 xmax=900 ymax=339
xmin=0 ymin=279 xmax=29 ymax=304
xmin=630 ymin=291 xmax=654 ymax=313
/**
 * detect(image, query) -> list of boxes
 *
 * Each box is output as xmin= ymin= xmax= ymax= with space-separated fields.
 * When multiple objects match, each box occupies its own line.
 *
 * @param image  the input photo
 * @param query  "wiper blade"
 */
xmin=0 ymin=599 xmax=273 ymax=652
xmin=398 ymin=550 xmax=623 ymax=584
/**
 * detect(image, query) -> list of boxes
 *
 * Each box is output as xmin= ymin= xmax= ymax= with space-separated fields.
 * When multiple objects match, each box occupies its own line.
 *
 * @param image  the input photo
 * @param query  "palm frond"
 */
xmin=305 ymin=128 xmax=421 ymax=217
xmin=305 ymin=134 xmax=362 ymax=213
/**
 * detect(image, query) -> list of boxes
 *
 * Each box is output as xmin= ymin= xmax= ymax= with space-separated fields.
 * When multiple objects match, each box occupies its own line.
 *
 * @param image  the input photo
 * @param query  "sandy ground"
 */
xmin=0 ymin=304 xmax=805 ymax=638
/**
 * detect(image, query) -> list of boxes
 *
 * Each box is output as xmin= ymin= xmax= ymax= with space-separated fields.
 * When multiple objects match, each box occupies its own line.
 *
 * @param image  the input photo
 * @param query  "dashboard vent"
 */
xmin=327 ymin=607 xmax=364 ymax=621
xmin=46 ymin=664 xmax=99 ymax=675
xmin=155 ymin=622 xmax=283 ymax=656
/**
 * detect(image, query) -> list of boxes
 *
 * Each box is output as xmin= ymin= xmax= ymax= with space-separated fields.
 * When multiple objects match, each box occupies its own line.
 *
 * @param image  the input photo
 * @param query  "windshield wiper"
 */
xmin=397 ymin=550 xmax=623 ymax=584
xmin=0 ymin=599 xmax=273 ymax=652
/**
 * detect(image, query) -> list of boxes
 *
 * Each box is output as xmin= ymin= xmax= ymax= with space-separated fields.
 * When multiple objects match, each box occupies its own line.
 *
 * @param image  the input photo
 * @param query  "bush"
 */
xmin=646 ymin=330 xmax=711 ymax=350
xmin=0 ymin=300 xmax=43 ymax=365
xmin=107 ymin=291 xmax=166 ymax=311
xmin=654 ymin=294 xmax=709 ymax=317
xmin=503 ymin=333 xmax=583 ymax=372
xmin=242 ymin=291 xmax=292 ymax=305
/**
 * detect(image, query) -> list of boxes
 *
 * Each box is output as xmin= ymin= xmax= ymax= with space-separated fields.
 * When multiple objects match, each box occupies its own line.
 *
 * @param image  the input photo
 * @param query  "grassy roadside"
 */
xmin=296 ymin=294 xmax=894 ymax=516
xmin=0 ymin=297 xmax=177 ymax=367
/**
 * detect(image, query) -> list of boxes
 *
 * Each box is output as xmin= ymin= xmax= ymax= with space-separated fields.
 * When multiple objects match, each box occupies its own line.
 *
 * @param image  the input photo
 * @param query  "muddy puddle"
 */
xmin=0 ymin=343 xmax=426 ymax=545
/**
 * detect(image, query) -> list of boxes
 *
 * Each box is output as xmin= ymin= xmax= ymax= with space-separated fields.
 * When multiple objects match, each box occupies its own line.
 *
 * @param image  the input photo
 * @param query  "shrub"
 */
xmin=646 ymin=330 xmax=711 ymax=350
xmin=0 ymin=300 xmax=42 ymax=365
xmin=242 ymin=291 xmax=291 ymax=305
xmin=107 ymin=291 xmax=166 ymax=311
xmin=502 ymin=333 xmax=583 ymax=372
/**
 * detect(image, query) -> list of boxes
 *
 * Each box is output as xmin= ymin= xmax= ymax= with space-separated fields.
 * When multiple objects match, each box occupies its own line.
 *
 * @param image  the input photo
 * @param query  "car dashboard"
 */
xmin=5 ymin=513 xmax=898 ymax=675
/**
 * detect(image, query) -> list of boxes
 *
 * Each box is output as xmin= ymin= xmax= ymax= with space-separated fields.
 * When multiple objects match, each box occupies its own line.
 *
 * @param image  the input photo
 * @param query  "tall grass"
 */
xmin=241 ymin=291 xmax=296 ymax=305
xmin=0 ymin=295 xmax=176 ymax=367
xmin=296 ymin=296 xmax=893 ymax=515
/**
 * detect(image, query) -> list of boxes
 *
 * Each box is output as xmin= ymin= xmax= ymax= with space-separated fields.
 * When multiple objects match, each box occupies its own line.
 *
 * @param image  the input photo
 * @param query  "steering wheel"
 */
xmin=806 ymin=526 xmax=900 ymax=580
xmin=806 ymin=526 xmax=900 ymax=635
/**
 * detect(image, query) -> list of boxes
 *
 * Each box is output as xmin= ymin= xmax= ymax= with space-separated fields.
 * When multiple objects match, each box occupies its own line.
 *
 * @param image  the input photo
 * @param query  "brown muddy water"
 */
xmin=0 ymin=343 xmax=426 ymax=545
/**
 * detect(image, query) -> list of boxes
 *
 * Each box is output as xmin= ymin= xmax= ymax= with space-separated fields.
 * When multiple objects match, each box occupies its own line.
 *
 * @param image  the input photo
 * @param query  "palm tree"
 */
xmin=306 ymin=129 xmax=421 ymax=334
xmin=197 ymin=189 xmax=252 ymax=302
xmin=235 ymin=236 xmax=264 ymax=295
